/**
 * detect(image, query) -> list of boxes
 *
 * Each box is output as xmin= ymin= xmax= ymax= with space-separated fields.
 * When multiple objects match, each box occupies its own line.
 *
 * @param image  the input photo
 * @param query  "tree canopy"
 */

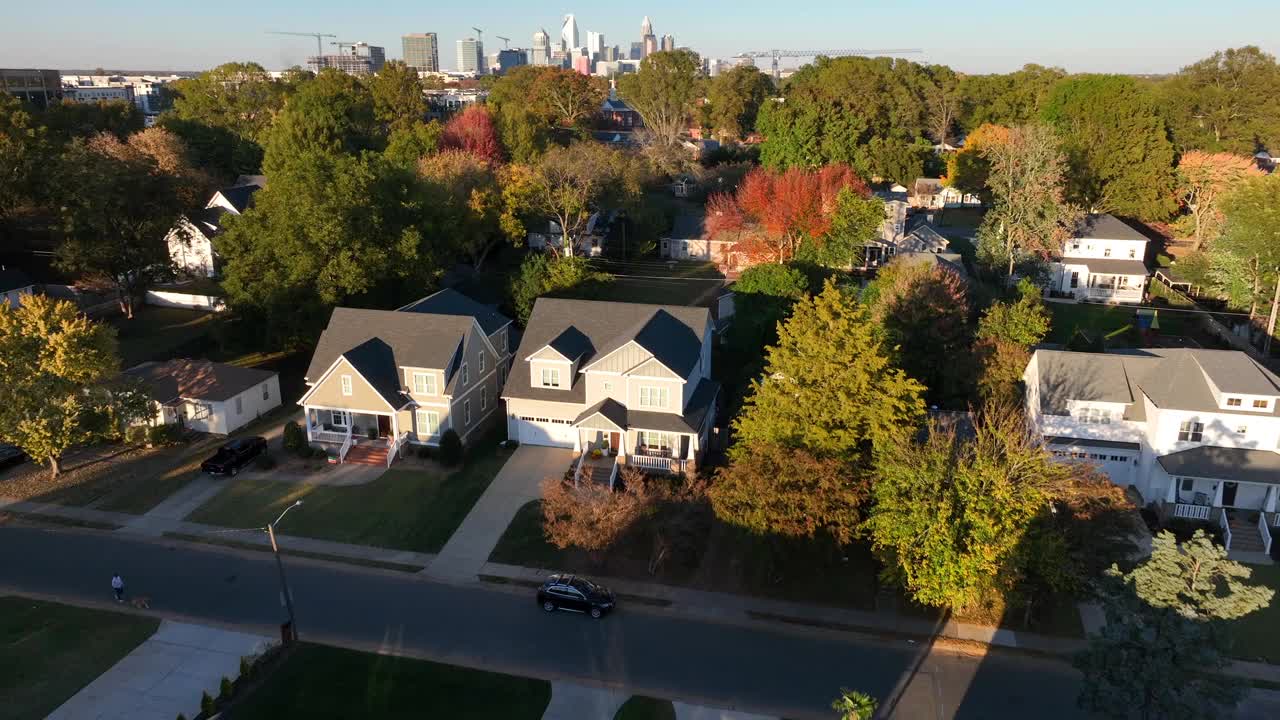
xmin=261 ymin=69 xmax=378 ymax=175
xmin=703 ymin=66 xmax=775 ymax=141
xmin=1155 ymin=46 xmax=1280 ymax=155
xmin=1175 ymin=150 xmax=1263 ymax=251
xmin=1207 ymin=174 xmax=1280 ymax=316
xmin=368 ymin=60 xmax=428 ymax=134
xmin=164 ymin=61 xmax=287 ymax=176
xmin=618 ymin=50 xmax=703 ymax=149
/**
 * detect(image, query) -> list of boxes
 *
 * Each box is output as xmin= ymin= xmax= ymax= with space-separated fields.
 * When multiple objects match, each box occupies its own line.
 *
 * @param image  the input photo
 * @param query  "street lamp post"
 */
xmin=265 ymin=500 xmax=303 ymax=643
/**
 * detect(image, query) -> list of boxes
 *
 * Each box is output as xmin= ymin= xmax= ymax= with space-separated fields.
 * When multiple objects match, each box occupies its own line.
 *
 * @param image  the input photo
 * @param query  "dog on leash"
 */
xmin=129 ymin=596 xmax=151 ymax=609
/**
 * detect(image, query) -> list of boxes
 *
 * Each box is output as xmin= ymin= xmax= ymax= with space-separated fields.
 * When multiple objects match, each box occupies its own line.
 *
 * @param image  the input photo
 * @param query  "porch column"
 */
xmin=1165 ymin=476 xmax=1177 ymax=503
xmin=1266 ymin=485 xmax=1277 ymax=514
xmin=573 ymin=430 xmax=581 ymax=453
xmin=391 ymin=412 xmax=399 ymax=441
xmin=686 ymin=433 xmax=696 ymax=460
xmin=304 ymin=406 xmax=314 ymax=443
xmin=617 ymin=430 xmax=626 ymax=459
xmin=1213 ymin=481 xmax=1224 ymax=507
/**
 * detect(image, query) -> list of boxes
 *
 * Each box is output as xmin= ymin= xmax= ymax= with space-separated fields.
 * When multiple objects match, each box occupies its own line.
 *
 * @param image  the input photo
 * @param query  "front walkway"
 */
xmin=425 ymin=445 xmax=571 ymax=582
xmin=46 ymin=620 xmax=271 ymax=720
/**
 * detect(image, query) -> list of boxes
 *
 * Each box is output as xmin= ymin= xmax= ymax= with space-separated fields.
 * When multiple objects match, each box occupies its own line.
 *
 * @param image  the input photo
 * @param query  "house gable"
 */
xmin=581 ymin=340 xmax=653 ymax=374
xmin=628 ymin=357 xmax=680 ymax=380
xmin=299 ymin=356 xmax=398 ymax=411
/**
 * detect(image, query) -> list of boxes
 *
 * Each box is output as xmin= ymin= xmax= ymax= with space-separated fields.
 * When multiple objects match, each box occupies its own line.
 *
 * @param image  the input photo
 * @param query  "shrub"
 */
xmin=200 ymin=691 xmax=215 ymax=716
xmin=218 ymin=676 xmax=233 ymax=701
xmin=239 ymin=656 xmax=252 ymax=679
xmin=255 ymin=453 xmax=277 ymax=470
xmin=416 ymin=445 xmax=433 ymax=460
xmin=439 ymin=429 xmax=462 ymax=467
xmin=366 ymin=426 xmax=377 ymax=440
xmin=147 ymin=424 xmax=181 ymax=447
xmin=281 ymin=421 xmax=304 ymax=452
xmin=126 ymin=425 xmax=149 ymax=445
xmin=541 ymin=470 xmax=651 ymax=552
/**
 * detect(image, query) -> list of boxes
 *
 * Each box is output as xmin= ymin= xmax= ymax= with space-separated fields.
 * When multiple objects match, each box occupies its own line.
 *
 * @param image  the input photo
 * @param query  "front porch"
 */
xmin=1161 ymin=475 xmax=1280 ymax=556
xmin=570 ymin=425 xmax=698 ymax=488
xmin=302 ymin=406 xmax=410 ymax=467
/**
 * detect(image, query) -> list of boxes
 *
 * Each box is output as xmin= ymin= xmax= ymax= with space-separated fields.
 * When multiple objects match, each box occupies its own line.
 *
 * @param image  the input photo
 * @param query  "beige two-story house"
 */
xmin=502 ymin=298 xmax=720 ymax=480
xmin=297 ymin=289 xmax=513 ymax=465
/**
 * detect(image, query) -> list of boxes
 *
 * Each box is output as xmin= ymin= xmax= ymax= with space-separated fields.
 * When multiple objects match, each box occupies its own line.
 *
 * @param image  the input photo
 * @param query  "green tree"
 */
xmin=261 ymin=69 xmax=377 ymax=175
xmin=39 ymin=99 xmax=144 ymax=145
xmin=704 ymin=66 xmax=774 ymax=141
xmin=1075 ymin=531 xmax=1274 ymax=720
xmin=977 ymin=278 xmax=1051 ymax=346
xmin=1210 ymin=174 xmax=1280 ymax=317
xmin=924 ymin=64 xmax=963 ymax=148
xmin=724 ymin=262 xmax=810 ymax=374
xmin=509 ymin=253 xmax=612 ymax=325
xmin=53 ymin=132 xmax=195 ymax=318
xmin=216 ymin=151 xmax=429 ymax=344
xmin=165 ymin=61 xmax=285 ymax=175
xmin=367 ymin=60 xmax=427 ymax=134
xmin=1156 ymin=46 xmax=1280 ymax=154
xmin=417 ymin=150 xmax=502 ymax=269
xmin=383 ymin=120 xmax=442 ymax=168
xmin=976 ymin=124 xmax=1080 ymax=277
xmin=816 ymin=188 xmax=885 ymax=268
xmin=618 ymin=49 xmax=703 ymax=149
xmin=521 ymin=142 xmax=638 ymax=256
xmin=0 ymin=296 xmax=120 ymax=476
xmin=869 ymin=405 xmax=1073 ymax=614
xmin=944 ymin=123 xmax=1010 ymax=200
xmin=0 ymin=94 xmax=48 ymax=235
xmin=1175 ymin=150 xmax=1263 ymax=251
xmin=832 ymin=689 xmax=878 ymax=720
xmin=732 ymin=281 xmax=925 ymax=462
xmin=958 ymin=64 xmax=1065 ymax=131
xmin=1041 ymin=74 xmax=1178 ymax=221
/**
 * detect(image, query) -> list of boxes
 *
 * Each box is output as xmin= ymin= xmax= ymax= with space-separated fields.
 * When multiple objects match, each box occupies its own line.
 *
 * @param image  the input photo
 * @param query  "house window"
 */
xmin=1235 ymin=425 xmax=1247 ymax=435
xmin=1071 ymin=242 xmax=1081 ymax=252
xmin=541 ymin=368 xmax=561 ymax=388
xmin=1227 ymin=397 xmax=1242 ymax=407
xmin=461 ymin=363 xmax=469 ymax=386
xmin=639 ymin=430 xmax=677 ymax=452
xmin=1177 ymin=421 xmax=1204 ymax=442
xmin=498 ymin=364 xmax=506 ymax=385
xmin=1077 ymin=407 xmax=1112 ymax=425
xmin=1104 ymin=248 xmax=1112 ymax=257
xmin=481 ymin=388 xmax=488 ymax=410
xmin=464 ymin=400 xmax=472 ymax=425
xmin=639 ymin=386 xmax=669 ymax=408
xmin=1180 ymin=478 xmax=1194 ymax=492
xmin=416 ymin=409 xmax=439 ymax=437
xmin=330 ymin=410 xmax=351 ymax=428
xmin=1253 ymin=399 xmax=1269 ymax=409
xmin=495 ymin=329 xmax=505 ymax=354
xmin=262 ymin=383 xmax=270 ymax=401
xmin=235 ymin=396 xmax=243 ymax=415
xmin=478 ymin=350 xmax=485 ymax=372
xmin=413 ymin=372 xmax=436 ymax=395
xmin=1069 ymin=272 xmax=1079 ymax=289
xmin=341 ymin=375 xmax=353 ymax=396
xmin=602 ymin=381 xmax=612 ymax=392
xmin=1128 ymin=248 xmax=1137 ymax=259
xmin=681 ymin=240 xmax=690 ymax=257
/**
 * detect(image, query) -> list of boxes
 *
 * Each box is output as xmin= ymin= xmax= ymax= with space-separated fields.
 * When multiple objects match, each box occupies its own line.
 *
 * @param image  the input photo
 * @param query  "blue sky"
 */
xmin=2 ymin=0 xmax=1275 ymax=74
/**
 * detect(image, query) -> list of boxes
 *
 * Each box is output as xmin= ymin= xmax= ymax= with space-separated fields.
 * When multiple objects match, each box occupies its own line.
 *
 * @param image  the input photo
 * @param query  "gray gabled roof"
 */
xmin=1044 ymin=436 xmax=1141 ymax=451
xmin=339 ymin=338 xmax=406 ymax=409
xmin=503 ymin=298 xmax=711 ymax=404
xmin=1157 ymin=446 xmax=1280 ymax=485
xmin=306 ymin=307 xmax=473 ymax=387
xmin=123 ymin=359 xmax=275 ymax=403
xmin=1071 ymin=257 xmax=1149 ymax=276
xmin=573 ymin=398 xmax=628 ymax=429
xmin=1191 ymin=351 xmax=1280 ymax=396
xmin=546 ymin=326 xmax=593 ymax=362
xmin=1075 ymin=213 xmax=1148 ymax=243
xmin=399 ymin=288 xmax=510 ymax=336
xmin=214 ymin=183 xmax=262 ymax=214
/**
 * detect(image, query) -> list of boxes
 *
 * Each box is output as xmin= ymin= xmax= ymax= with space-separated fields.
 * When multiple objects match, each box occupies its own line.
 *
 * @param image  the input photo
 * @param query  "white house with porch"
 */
xmin=1025 ymin=347 xmax=1280 ymax=556
xmin=297 ymin=289 xmax=513 ymax=466
xmin=501 ymin=298 xmax=720 ymax=486
xmin=1049 ymin=214 xmax=1150 ymax=304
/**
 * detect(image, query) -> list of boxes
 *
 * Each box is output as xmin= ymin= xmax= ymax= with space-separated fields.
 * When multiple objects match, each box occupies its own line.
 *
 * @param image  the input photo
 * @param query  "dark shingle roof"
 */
xmin=340 ymin=338 xmax=406 ymax=408
xmin=1071 ymin=257 xmax=1149 ymax=276
xmin=668 ymin=213 xmax=706 ymax=240
xmin=1075 ymin=214 xmax=1149 ymax=243
xmin=1044 ymin=436 xmax=1141 ymax=451
xmin=0 ymin=268 xmax=33 ymax=293
xmin=545 ymin=327 xmax=594 ymax=362
xmin=306 ymin=308 xmax=473 ymax=386
xmin=123 ymin=359 xmax=275 ymax=403
xmin=215 ymin=182 xmax=263 ymax=214
xmin=573 ymin=398 xmax=628 ymax=429
xmin=398 ymin=288 xmax=510 ymax=335
xmin=1157 ymin=446 xmax=1280 ymax=485
xmin=503 ymin=299 xmax=711 ymax=404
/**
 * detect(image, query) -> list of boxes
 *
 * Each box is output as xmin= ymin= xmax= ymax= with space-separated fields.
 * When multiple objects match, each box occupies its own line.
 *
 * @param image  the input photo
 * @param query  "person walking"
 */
xmin=111 ymin=573 xmax=124 ymax=603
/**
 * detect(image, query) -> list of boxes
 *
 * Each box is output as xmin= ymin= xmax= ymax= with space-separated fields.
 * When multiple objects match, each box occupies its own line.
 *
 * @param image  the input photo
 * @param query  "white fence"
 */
xmin=1173 ymin=503 xmax=1212 ymax=521
xmin=144 ymin=290 xmax=226 ymax=312
xmin=628 ymin=454 xmax=687 ymax=474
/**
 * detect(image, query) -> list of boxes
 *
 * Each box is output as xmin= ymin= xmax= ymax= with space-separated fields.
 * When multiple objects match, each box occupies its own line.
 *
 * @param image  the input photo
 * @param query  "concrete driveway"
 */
xmin=426 ymin=444 xmax=571 ymax=582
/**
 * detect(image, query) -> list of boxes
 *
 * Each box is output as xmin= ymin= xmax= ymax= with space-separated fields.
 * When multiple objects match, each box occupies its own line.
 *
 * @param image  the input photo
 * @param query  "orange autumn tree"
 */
xmin=707 ymin=164 xmax=870 ymax=264
xmin=944 ymin=123 xmax=1011 ymax=201
xmin=1176 ymin=150 xmax=1263 ymax=251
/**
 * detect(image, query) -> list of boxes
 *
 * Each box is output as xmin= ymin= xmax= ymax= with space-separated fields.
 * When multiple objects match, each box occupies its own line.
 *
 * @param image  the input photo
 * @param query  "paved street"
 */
xmin=1 ymin=525 xmax=1086 ymax=719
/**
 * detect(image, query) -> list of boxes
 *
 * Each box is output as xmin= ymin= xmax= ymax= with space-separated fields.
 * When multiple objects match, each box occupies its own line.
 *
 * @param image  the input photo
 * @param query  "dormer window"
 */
xmin=1104 ymin=248 xmax=1112 ymax=257
xmin=1128 ymin=248 xmax=1136 ymax=259
xmin=341 ymin=375 xmax=353 ymax=396
xmin=541 ymin=368 xmax=561 ymax=388
xmin=1253 ymin=399 xmax=1270 ymax=409
xmin=1227 ymin=397 xmax=1242 ymax=407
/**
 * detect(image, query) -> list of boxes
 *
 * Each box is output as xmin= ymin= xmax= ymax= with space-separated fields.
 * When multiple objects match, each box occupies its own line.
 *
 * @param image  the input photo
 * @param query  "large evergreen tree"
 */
xmin=1156 ymin=46 xmax=1280 ymax=155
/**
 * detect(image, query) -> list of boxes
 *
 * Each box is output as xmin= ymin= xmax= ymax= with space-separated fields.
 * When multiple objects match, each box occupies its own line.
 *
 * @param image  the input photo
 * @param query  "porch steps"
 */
xmin=1227 ymin=514 xmax=1267 ymax=553
xmin=344 ymin=445 xmax=388 ymax=466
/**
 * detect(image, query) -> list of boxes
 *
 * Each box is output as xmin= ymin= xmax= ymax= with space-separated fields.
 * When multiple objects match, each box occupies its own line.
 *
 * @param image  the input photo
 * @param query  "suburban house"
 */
xmin=123 ymin=358 xmax=281 ymax=435
xmin=502 ymin=298 xmax=720 ymax=481
xmin=527 ymin=212 xmax=615 ymax=257
xmin=862 ymin=218 xmax=951 ymax=268
xmin=660 ymin=212 xmax=737 ymax=266
xmin=165 ymin=175 xmax=266 ymax=279
xmin=297 ymin=289 xmax=513 ymax=465
xmin=0 ymin=268 xmax=35 ymax=308
xmin=1025 ymin=347 xmax=1280 ymax=554
xmin=1049 ymin=214 xmax=1149 ymax=304
xmin=908 ymin=178 xmax=981 ymax=209
xmin=600 ymin=96 xmax=641 ymax=130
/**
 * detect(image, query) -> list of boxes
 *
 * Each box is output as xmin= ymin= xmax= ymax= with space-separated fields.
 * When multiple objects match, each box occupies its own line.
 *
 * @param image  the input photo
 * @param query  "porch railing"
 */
xmin=1173 ymin=503 xmax=1211 ymax=521
xmin=1220 ymin=510 xmax=1233 ymax=551
xmin=628 ymin=453 xmax=687 ymax=474
xmin=386 ymin=431 xmax=411 ymax=469
xmin=573 ymin=452 xmax=587 ymax=485
xmin=1080 ymin=287 xmax=1143 ymax=302
xmin=1259 ymin=512 xmax=1273 ymax=557
xmin=313 ymin=428 xmax=351 ymax=444
xmin=337 ymin=427 xmax=354 ymax=464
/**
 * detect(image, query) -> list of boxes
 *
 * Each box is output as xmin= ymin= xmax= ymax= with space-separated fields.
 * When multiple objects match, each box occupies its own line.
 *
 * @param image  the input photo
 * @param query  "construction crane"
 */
xmin=472 ymin=27 xmax=484 ymax=46
xmin=265 ymin=31 xmax=337 ymax=57
xmin=735 ymin=48 xmax=924 ymax=81
xmin=330 ymin=41 xmax=360 ymax=54
xmin=496 ymin=35 xmax=511 ymax=49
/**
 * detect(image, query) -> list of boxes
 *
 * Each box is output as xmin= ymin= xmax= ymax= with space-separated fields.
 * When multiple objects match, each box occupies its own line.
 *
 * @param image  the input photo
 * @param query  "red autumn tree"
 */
xmin=441 ymin=105 xmax=505 ymax=165
xmin=714 ymin=164 xmax=870 ymax=264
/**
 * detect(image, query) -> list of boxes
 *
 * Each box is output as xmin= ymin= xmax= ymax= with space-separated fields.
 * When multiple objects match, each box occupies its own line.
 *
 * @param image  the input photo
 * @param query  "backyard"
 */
xmin=186 ymin=436 xmax=515 ymax=553
xmin=1046 ymin=300 xmax=1190 ymax=346
xmin=227 ymin=644 xmax=550 ymax=720
xmin=0 ymin=597 xmax=159 ymax=720
xmin=588 ymin=259 xmax=725 ymax=307
xmin=110 ymin=306 xmax=220 ymax=367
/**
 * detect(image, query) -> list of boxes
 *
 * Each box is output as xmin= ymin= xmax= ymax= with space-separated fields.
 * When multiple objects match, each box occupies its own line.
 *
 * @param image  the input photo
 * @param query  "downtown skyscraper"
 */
xmin=561 ymin=14 xmax=580 ymax=51
xmin=531 ymin=28 xmax=551 ymax=65
xmin=640 ymin=16 xmax=657 ymax=58
xmin=402 ymin=33 xmax=439 ymax=72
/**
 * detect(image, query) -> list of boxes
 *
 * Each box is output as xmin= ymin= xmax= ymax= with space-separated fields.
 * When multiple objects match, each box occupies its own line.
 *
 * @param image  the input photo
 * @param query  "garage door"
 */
xmin=515 ymin=416 xmax=576 ymax=447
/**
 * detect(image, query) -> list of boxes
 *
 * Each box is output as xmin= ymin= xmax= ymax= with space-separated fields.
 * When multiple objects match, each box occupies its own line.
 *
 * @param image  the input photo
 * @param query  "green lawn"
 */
xmin=596 ymin=276 xmax=724 ymax=307
xmin=229 ymin=644 xmax=550 ymax=719
xmin=615 ymin=695 xmax=676 ymax=720
xmin=110 ymin=305 xmax=218 ymax=367
xmin=489 ymin=500 xmax=564 ymax=568
xmin=0 ymin=597 xmax=159 ymax=720
xmin=187 ymin=439 xmax=514 ymax=553
xmin=1228 ymin=563 xmax=1280 ymax=664
xmin=1047 ymin=301 xmax=1188 ymax=345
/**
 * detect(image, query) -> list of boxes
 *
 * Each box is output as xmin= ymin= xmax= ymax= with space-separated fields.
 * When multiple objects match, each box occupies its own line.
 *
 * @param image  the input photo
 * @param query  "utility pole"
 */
xmin=265 ymin=501 xmax=303 ymax=643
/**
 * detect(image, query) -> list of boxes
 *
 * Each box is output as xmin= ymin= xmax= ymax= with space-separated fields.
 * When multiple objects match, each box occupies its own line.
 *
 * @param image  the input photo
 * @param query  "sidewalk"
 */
xmin=426 ymin=445 xmax=569 ymax=582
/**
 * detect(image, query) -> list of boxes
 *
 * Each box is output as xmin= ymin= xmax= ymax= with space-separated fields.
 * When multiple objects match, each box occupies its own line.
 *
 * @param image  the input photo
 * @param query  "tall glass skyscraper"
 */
xmin=402 ymin=33 xmax=439 ymax=72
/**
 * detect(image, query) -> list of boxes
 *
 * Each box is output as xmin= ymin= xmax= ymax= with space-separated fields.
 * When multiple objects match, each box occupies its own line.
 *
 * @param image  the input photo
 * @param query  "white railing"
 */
xmin=313 ymin=428 xmax=351 ymax=444
xmin=386 ymin=431 xmax=410 ymax=468
xmin=573 ymin=452 xmax=587 ymax=485
xmin=1260 ymin=513 xmax=1273 ymax=557
xmin=1173 ymin=503 xmax=1212 ymax=521
xmin=628 ymin=453 xmax=687 ymax=473
xmin=1080 ymin=287 xmax=1143 ymax=302
xmin=1220 ymin=510 xmax=1233 ymax=551
xmin=337 ymin=427 xmax=354 ymax=463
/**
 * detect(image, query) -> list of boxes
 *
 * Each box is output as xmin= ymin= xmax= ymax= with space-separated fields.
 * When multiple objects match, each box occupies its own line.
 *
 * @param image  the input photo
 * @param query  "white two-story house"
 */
xmin=502 ymin=298 xmax=720 ymax=481
xmin=297 ymin=289 xmax=513 ymax=466
xmin=1025 ymin=348 xmax=1280 ymax=553
xmin=1049 ymin=214 xmax=1150 ymax=304
xmin=165 ymin=175 xmax=266 ymax=279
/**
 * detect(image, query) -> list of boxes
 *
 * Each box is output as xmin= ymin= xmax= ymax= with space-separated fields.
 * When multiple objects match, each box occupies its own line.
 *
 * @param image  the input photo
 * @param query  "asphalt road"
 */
xmin=0 ymin=525 xmax=1091 ymax=718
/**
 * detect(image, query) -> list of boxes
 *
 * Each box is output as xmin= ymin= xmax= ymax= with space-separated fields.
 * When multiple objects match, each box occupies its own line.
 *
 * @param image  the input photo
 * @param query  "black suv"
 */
xmin=536 ymin=574 xmax=616 ymax=618
xmin=200 ymin=437 xmax=268 ymax=476
xmin=0 ymin=444 xmax=27 ymax=471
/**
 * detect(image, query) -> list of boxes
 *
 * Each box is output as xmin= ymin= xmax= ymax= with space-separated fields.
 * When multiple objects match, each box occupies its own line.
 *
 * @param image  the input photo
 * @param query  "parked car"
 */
xmin=0 ymin=444 xmax=27 ymax=471
xmin=200 ymin=437 xmax=268 ymax=476
xmin=536 ymin=574 xmax=616 ymax=619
